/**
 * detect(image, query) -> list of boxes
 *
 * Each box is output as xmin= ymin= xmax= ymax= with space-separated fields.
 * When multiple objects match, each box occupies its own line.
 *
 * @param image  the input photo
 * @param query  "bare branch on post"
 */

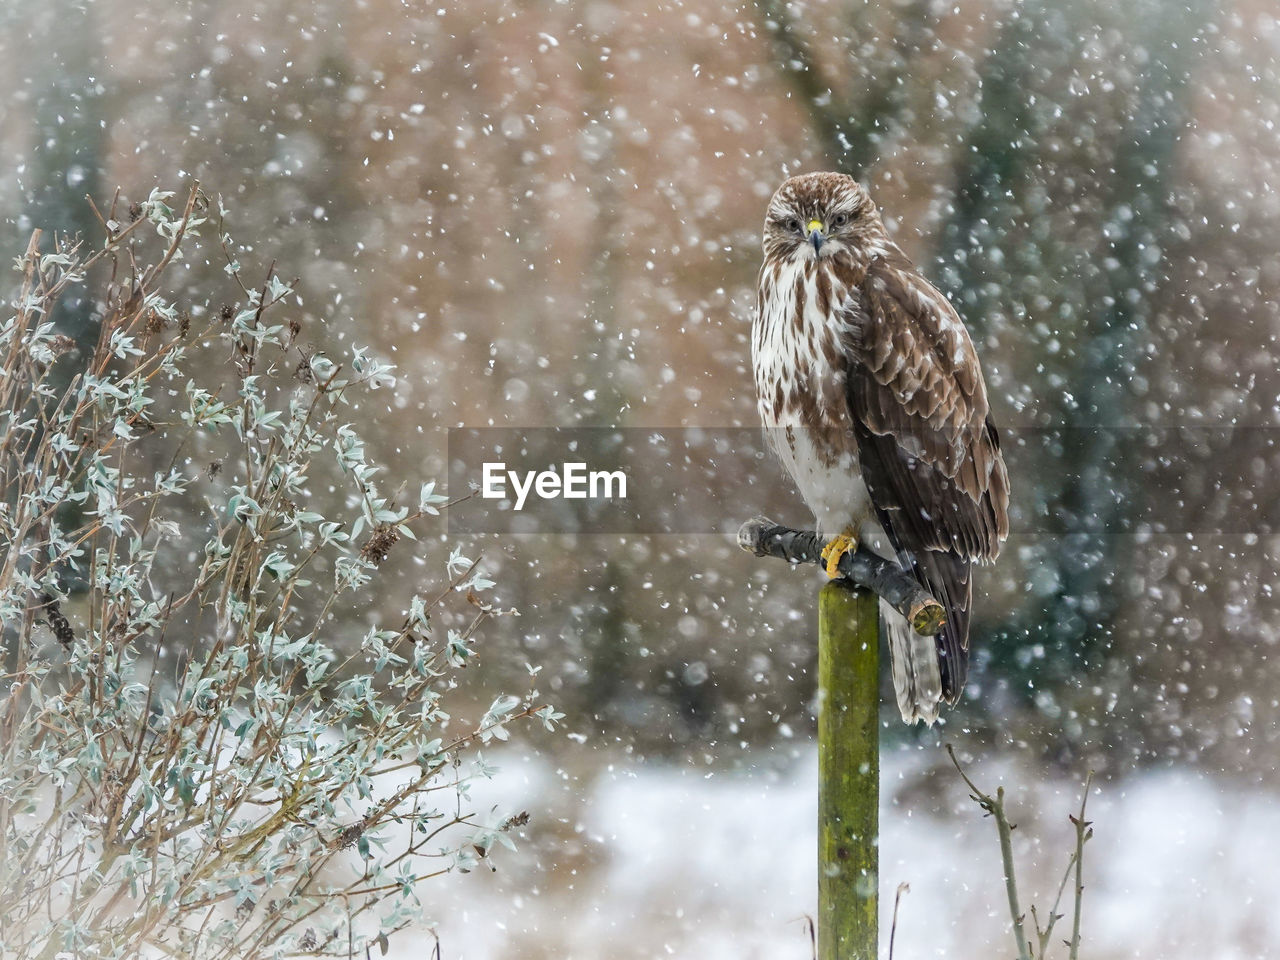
xmin=736 ymin=517 xmax=945 ymax=634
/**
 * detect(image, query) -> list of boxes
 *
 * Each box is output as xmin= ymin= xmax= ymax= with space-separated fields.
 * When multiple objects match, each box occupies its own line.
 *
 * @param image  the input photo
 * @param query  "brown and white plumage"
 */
xmin=752 ymin=172 xmax=1009 ymax=724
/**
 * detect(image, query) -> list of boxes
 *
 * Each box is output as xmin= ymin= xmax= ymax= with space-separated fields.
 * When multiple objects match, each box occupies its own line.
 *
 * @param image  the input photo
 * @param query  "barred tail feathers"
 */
xmin=881 ymin=600 xmax=943 ymax=725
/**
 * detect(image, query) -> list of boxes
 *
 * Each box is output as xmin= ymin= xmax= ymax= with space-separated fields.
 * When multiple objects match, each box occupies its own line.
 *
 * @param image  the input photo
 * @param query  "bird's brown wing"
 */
xmin=843 ymin=249 xmax=1010 ymax=700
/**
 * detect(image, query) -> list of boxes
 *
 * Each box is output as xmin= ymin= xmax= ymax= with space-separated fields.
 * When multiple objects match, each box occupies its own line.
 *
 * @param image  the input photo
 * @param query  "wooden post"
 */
xmin=818 ymin=579 xmax=879 ymax=960
xmin=738 ymin=518 xmax=933 ymax=959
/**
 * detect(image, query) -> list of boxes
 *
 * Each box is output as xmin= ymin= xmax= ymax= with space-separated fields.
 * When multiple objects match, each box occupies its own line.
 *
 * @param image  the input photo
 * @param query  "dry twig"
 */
xmin=947 ymin=745 xmax=1095 ymax=960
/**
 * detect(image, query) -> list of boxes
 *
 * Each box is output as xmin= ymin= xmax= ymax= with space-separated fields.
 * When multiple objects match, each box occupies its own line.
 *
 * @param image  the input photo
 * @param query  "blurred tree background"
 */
xmin=3 ymin=0 xmax=1279 ymax=789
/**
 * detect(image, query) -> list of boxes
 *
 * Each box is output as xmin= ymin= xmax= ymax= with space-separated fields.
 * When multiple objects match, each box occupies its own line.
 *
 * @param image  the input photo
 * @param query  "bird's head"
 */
xmin=761 ymin=172 xmax=885 ymax=265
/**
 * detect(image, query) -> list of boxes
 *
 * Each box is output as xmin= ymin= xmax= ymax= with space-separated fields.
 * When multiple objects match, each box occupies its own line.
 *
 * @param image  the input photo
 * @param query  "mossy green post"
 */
xmin=818 ymin=579 xmax=879 ymax=960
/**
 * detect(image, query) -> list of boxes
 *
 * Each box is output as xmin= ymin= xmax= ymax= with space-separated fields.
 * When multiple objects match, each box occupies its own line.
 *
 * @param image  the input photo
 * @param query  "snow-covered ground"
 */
xmin=399 ymin=746 xmax=1280 ymax=959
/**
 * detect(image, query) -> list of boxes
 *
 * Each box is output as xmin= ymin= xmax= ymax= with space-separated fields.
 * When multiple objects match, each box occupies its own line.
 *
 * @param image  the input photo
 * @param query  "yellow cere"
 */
xmin=807 ymin=219 xmax=824 ymax=234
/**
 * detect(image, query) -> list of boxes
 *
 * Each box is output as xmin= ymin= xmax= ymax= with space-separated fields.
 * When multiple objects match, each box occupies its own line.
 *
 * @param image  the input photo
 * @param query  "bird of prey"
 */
xmin=752 ymin=172 xmax=1009 ymax=724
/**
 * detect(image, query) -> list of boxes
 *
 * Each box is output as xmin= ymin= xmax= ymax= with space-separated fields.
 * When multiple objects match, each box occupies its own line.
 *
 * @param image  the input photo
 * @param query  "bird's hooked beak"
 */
xmin=806 ymin=219 xmax=826 ymax=254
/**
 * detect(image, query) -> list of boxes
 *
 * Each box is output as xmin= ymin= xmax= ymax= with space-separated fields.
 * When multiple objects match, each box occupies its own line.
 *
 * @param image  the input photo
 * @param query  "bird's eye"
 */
xmin=785 ymin=218 xmax=801 ymax=233
xmin=832 ymin=213 xmax=849 ymax=228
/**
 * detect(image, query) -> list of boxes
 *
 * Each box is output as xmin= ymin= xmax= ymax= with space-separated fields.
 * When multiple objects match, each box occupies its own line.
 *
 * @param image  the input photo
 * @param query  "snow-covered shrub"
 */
xmin=0 ymin=186 xmax=561 ymax=959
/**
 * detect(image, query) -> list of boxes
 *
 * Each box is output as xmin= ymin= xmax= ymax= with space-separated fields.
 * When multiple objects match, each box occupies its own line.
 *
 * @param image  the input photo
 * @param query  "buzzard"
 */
xmin=752 ymin=172 xmax=1009 ymax=724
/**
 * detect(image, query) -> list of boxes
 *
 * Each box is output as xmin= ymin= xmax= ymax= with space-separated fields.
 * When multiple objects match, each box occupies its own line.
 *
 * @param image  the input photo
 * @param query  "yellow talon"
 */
xmin=820 ymin=529 xmax=858 ymax=578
